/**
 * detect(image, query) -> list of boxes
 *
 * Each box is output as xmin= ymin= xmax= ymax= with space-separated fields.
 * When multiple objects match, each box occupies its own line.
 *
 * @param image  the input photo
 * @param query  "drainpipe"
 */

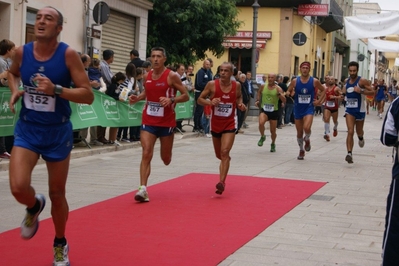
xmin=83 ymin=0 xmax=90 ymax=54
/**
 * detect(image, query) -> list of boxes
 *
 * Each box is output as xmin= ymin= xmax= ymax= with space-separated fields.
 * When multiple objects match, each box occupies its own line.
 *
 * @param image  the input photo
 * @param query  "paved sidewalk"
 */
xmin=0 ymin=106 xmax=393 ymax=265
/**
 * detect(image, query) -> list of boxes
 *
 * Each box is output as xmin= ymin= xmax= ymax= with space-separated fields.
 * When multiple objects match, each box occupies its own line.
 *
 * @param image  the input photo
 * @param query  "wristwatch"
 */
xmin=170 ymin=97 xmax=175 ymax=104
xmin=360 ymin=88 xmax=365 ymax=94
xmin=54 ymin=84 xmax=63 ymax=95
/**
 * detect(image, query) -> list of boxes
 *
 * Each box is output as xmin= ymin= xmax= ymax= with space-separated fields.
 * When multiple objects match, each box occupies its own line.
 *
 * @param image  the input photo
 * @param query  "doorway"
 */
xmin=229 ymin=48 xmax=252 ymax=73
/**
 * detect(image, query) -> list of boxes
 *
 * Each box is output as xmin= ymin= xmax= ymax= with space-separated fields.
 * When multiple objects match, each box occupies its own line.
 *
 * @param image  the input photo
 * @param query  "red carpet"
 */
xmin=0 ymin=173 xmax=325 ymax=265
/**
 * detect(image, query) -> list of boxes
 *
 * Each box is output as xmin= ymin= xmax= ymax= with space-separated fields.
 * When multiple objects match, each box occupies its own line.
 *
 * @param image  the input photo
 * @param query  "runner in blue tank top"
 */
xmin=287 ymin=61 xmax=325 ymax=160
xmin=342 ymin=61 xmax=374 ymax=164
xmin=375 ymin=79 xmax=387 ymax=119
xmin=7 ymin=6 xmax=94 ymax=266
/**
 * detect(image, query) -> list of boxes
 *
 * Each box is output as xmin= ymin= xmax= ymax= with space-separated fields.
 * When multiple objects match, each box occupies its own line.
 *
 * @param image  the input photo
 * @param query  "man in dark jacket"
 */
xmin=193 ymin=59 xmax=212 ymax=132
xmin=129 ymin=49 xmax=144 ymax=68
xmin=380 ymin=98 xmax=399 ymax=266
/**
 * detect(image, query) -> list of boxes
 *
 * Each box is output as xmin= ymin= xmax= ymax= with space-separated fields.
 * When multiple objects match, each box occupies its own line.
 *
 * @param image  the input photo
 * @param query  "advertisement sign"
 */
xmin=0 ymin=88 xmax=194 ymax=137
xmin=298 ymin=4 xmax=329 ymax=16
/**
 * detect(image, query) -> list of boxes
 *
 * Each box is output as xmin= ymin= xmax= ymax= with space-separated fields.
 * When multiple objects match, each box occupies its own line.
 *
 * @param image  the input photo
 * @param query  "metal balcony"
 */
xmin=317 ymin=0 xmax=344 ymax=33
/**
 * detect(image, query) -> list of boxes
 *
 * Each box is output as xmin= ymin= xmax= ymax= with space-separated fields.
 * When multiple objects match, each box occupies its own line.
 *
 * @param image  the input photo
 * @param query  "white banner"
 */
xmin=344 ymin=12 xmax=399 ymax=40
xmin=368 ymin=39 xmax=399 ymax=52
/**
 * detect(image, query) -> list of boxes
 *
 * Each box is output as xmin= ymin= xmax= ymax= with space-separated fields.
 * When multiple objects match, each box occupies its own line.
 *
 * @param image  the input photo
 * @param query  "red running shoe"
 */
xmin=324 ymin=134 xmax=330 ymax=142
xmin=333 ymin=129 xmax=338 ymax=137
xmin=215 ymin=182 xmax=225 ymax=195
xmin=297 ymin=150 xmax=305 ymax=160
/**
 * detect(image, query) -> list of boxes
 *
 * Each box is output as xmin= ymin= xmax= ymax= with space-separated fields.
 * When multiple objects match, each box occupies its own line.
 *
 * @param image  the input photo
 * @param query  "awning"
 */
xmin=222 ymin=38 xmax=267 ymax=49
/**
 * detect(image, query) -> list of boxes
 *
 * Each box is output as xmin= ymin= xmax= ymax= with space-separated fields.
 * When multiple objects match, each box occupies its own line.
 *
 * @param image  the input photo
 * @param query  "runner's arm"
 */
xmin=197 ymin=81 xmax=215 ymax=106
xmin=314 ymin=79 xmax=326 ymax=105
xmin=163 ymin=71 xmax=189 ymax=106
xmin=287 ymin=79 xmax=296 ymax=97
xmin=255 ymin=84 xmax=264 ymax=106
xmin=277 ymin=86 xmax=286 ymax=104
xmin=64 ymin=48 xmax=94 ymax=104
xmin=358 ymin=78 xmax=374 ymax=96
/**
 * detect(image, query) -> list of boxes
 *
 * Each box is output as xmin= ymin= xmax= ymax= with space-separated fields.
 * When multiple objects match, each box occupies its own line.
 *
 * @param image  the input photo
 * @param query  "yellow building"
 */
xmin=197 ymin=2 xmax=344 ymax=83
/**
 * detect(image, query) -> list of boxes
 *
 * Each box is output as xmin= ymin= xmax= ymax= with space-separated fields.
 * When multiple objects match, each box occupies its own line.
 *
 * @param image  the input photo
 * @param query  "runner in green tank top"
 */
xmin=255 ymin=73 xmax=286 ymax=152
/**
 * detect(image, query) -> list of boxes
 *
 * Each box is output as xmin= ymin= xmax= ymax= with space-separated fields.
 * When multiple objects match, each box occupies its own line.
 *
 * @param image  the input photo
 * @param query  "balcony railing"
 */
xmin=317 ymin=0 xmax=344 ymax=33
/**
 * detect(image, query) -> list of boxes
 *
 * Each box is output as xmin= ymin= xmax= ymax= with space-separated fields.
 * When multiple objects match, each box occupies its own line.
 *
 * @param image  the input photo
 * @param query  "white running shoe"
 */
xmin=135 ymin=186 xmax=150 ymax=202
xmin=358 ymin=138 xmax=365 ymax=148
xmin=53 ymin=244 xmax=70 ymax=266
xmin=89 ymin=140 xmax=104 ymax=146
xmin=21 ymin=194 xmax=46 ymax=239
xmin=206 ymin=133 xmax=212 ymax=138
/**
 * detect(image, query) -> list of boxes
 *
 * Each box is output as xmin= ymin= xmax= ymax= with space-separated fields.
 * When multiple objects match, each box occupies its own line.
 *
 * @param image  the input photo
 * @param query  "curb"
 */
xmin=0 ymin=131 xmax=200 ymax=172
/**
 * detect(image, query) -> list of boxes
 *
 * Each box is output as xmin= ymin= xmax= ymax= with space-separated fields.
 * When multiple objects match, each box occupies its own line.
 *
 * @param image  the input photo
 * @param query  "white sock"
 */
xmin=140 ymin=185 xmax=147 ymax=191
xmin=333 ymin=122 xmax=338 ymax=130
xmin=324 ymin=123 xmax=330 ymax=135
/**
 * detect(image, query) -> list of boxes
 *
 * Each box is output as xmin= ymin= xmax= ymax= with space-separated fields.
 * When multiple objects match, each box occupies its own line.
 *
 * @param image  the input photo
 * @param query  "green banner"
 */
xmin=0 ymin=88 xmax=194 ymax=137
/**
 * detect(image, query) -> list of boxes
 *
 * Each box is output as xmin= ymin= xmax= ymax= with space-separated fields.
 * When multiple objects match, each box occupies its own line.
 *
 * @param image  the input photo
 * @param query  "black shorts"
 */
xmin=260 ymin=110 xmax=279 ymax=120
xmin=324 ymin=108 xmax=338 ymax=114
xmin=211 ymin=129 xmax=236 ymax=138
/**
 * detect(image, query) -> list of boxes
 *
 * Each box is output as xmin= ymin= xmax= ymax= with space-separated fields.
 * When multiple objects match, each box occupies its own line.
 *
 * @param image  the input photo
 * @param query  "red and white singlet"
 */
xmin=210 ymin=79 xmax=238 ymax=133
xmin=142 ymin=69 xmax=176 ymax=127
xmin=324 ymin=85 xmax=339 ymax=110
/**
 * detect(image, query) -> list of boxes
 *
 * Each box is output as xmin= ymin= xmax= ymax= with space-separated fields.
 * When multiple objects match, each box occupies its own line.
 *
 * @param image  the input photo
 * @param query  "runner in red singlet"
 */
xmin=197 ymin=62 xmax=246 ymax=195
xmin=129 ymin=47 xmax=189 ymax=202
xmin=323 ymin=75 xmax=343 ymax=141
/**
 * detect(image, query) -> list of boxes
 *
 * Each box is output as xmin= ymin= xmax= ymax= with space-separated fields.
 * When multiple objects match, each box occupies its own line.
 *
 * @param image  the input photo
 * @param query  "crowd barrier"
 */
xmin=0 ymin=88 xmax=194 ymax=137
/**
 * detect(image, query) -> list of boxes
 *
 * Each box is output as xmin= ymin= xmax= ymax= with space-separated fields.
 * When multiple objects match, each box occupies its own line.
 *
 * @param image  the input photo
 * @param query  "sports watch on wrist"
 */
xmin=54 ymin=84 xmax=63 ymax=95
xmin=170 ymin=97 xmax=175 ymax=104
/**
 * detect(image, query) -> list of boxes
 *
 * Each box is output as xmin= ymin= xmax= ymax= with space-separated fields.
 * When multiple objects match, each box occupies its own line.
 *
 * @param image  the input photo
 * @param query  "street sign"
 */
xmin=86 ymin=27 xmax=101 ymax=39
xmin=93 ymin=1 xmax=110 ymax=25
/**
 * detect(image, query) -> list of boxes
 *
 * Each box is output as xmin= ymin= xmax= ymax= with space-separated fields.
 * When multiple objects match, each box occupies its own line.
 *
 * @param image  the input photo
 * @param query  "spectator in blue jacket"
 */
xmin=193 ymin=59 xmax=212 ymax=132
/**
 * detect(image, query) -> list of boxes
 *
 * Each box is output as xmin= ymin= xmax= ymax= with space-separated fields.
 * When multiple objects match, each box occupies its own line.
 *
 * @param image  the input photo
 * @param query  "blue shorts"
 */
xmin=376 ymin=97 xmax=385 ymax=102
xmin=141 ymin=124 xmax=174 ymax=137
xmin=294 ymin=106 xmax=314 ymax=120
xmin=14 ymin=120 xmax=73 ymax=162
xmin=345 ymin=111 xmax=366 ymax=121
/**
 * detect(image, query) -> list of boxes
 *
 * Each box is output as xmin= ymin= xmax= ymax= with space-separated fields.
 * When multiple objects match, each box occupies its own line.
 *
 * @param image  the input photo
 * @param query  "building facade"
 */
xmin=201 ymin=0 xmax=344 ymax=83
xmin=193 ymin=1 xmax=344 ymax=115
xmin=0 ymin=0 xmax=152 ymax=74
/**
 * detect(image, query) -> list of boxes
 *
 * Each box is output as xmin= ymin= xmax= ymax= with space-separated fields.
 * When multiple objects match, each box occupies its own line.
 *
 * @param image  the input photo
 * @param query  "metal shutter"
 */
xmin=101 ymin=9 xmax=136 ymax=74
